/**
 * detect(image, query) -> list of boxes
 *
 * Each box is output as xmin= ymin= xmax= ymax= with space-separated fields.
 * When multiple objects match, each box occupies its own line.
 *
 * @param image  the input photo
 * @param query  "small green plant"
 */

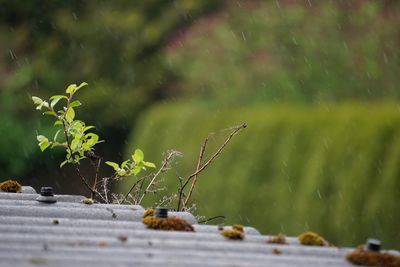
xmin=32 ymin=83 xmax=246 ymax=209
xmin=32 ymin=82 xmax=156 ymax=202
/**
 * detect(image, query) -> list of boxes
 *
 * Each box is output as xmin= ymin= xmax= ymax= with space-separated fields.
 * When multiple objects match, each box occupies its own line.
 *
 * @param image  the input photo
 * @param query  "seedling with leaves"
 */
xmin=32 ymin=82 xmax=156 ymax=202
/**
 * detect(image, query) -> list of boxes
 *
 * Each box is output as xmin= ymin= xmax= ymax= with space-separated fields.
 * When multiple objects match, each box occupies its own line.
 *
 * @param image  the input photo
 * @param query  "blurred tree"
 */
xmin=0 ymin=0 xmax=222 ymax=189
xmin=165 ymin=0 xmax=400 ymax=105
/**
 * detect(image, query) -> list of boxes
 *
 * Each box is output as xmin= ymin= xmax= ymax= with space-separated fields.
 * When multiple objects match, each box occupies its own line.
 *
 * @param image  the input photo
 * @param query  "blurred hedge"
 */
xmin=124 ymin=102 xmax=400 ymax=249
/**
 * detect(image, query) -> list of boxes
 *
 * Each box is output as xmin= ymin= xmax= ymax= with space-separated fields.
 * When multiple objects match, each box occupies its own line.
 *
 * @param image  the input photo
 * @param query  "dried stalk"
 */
xmin=183 ymin=136 xmax=208 ymax=207
xmin=137 ymin=151 xmax=177 ymax=204
xmin=177 ymin=123 xmax=247 ymax=211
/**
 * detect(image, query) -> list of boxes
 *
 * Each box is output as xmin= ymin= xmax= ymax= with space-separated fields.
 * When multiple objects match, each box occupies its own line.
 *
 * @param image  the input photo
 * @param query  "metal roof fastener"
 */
xmin=36 ymin=187 xmax=57 ymax=204
xmin=155 ymin=207 xmax=168 ymax=219
xmin=365 ymin=238 xmax=381 ymax=252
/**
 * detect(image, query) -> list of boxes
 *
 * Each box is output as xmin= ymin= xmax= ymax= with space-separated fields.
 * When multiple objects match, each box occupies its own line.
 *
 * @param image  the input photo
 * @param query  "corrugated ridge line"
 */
xmin=0 ymin=198 xmax=144 ymax=210
xmin=0 ymin=255 xmax=351 ymax=267
xmin=0 ymin=232 xmax=348 ymax=257
xmin=0 ymin=224 xmax=277 ymax=243
xmin=0 ymin=205 xmax=197 ymax=223
xmin=0 ymin=192 xmax=85 ymax=202
xmin=0 ymin=216 xmax=260 ymax=235
xmin=0 ymin=244 xmax=352 ymax=267
xmin=0 ymin=243 xmax=351 ymax=260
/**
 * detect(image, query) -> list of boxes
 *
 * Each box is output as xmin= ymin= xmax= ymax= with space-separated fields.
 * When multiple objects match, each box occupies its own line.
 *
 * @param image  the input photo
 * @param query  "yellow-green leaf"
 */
xmin=132 ymin=149 xmax=144 ymax=163
xmin=66 ymin=84 xmax=77 ymax=94
xmin=105 ymin=161 xmax=120 ymax=172
xmin=65 ymin=107 xmax=75 ymax=123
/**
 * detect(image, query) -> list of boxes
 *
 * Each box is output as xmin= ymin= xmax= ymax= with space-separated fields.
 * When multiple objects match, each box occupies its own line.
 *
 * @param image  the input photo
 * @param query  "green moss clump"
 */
xmin=142 ymin=216 xmax=194 ymax=232
xmin=232 ymin=224 xmax=244 ymax=233
xmin=143 ymin=208 xmax=155 ymax=218
xmin=272 ymin=248 xmax=283 ymax=255
xmin=267 ymin=233 xmax=288 ymax=244
xmin=346 ymin=246 xmax=400 ymax=267
xmin=298 ymin=231 xmax=327 ymax=246
xmin=0 ymin=180 xmax=22 ymax=193
xmin=82 ymin=198 xmax=94 ymax=205
xmin=221 ymin=229 xmax=245 ymax=240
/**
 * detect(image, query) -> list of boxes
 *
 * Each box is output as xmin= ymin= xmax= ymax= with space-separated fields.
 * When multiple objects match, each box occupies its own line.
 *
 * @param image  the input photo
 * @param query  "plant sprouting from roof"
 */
xmin=32 ymin=82 xmax=156 ymax=202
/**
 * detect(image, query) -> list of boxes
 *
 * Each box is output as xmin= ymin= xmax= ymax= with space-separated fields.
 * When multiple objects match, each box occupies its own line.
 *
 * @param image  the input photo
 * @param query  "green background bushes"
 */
xmin=124 ymin=102 xmax=400 ymax=249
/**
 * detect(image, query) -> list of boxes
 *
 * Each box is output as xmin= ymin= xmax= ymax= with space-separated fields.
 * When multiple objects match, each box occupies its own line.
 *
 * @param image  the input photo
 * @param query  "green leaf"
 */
xmin=83 ymin=126 xmax=95 ymax=132
xmin=82 ymin=143 xmax=90 ymax=150
xmin=39 ymin=141 xmax=50 ymax=152
xmin=49 ymin=95 xmax=68 ymax=108
xmin=69 ymin=100 xmax=82 ymax=108
xmin=71 ymin=137 xmax=80 ymax=150
xmin=43 ymin=111 xmax=56 ymax=116
xmin=66 ymin=84 xmax=77 ymax=94
xmin=60 ymin=160 xmax=68 ymax=168
xmin=143 ymin=161 xmax=156 ymax=168
xmin=105 ymin=161 xmax=120 ymax=172
xmin=130 ymin=167 xmax=142 ymax=175
xmin=54 ymin=120 xmax=63 ymax=126
xmin=36 ymin=101 xmax=49 ymax=110
xmin=85 ymin=133 xmax=99 ymax=146
xmin=121 ymin=160 xmax=129 ymax=169
xmin=132 ymin=149 xmax=144 ymax=163
xmin=53 ymin=130 xmax=61 ymax=142
xmin=65 ymin=107 xmax=75 ymax=123
xmin=37 ymin=135 xmax=48 ymax=143
xmin=76 ymin=82 xmax=88 ymax=90
xmin=50 ymin=95 xmax=68 ymax=101
xmin=117 ymin=169 xmax=127 ymax=176
xmin=32 ymin=96 xmax=43 ymax=105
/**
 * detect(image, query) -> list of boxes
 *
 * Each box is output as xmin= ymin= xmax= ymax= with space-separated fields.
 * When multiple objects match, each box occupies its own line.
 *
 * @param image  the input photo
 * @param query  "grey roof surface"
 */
xmin=0 ymin=186 xmax=396 ymax=267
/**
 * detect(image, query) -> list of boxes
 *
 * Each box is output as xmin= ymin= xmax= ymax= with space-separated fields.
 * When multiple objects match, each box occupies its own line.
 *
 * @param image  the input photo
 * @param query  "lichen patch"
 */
xmin=0 ymin=180 xmax=22 ymax=193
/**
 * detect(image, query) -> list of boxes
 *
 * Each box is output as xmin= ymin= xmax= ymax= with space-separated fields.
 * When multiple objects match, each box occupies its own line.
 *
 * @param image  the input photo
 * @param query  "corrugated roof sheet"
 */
xmin=0 ymin=186 xmax=397 ymax=267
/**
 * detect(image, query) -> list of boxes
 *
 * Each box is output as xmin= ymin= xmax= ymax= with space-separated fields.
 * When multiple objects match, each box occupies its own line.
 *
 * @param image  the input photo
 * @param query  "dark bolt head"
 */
xmin=366 ymin=238 xmax=381 ymax=252
xmin=40 ymin=187 xmax=54 ymax=197
xmin=155 ymin=207 xmax=168 ymax=219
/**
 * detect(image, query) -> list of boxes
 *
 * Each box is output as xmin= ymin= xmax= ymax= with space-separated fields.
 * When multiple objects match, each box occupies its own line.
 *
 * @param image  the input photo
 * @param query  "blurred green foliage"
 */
xmin=1 ymin=0 xmax=400 ymax=248
xmin=126 ymin=101 xmax=400 ymax=249
xmin=0 ymin=0 xmax=220 ymax=184
xmin=166 ymin=1 xmax=400 ymax=105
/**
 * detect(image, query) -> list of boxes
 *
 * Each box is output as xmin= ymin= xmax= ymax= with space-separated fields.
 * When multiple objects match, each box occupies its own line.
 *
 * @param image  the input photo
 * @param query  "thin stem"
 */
xmin=137 ymin=152 xmax=175 ymax=204
xmin=198 ymin=215 xmax=225 ymax=224
xmin=91 ymin=157 xmax=102 ymax=199
xmin=61 ymin=119 xmax=96 ymax=197
xmin=121 ymin=176 xmax=146 ymax=204
xmin=177 ymin=123 xmax=246 ymax=210
xmin=183 ymin=136 xmax=209 ymax=206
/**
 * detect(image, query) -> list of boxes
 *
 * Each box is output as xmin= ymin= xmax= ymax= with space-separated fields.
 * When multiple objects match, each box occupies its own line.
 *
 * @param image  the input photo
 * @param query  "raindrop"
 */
xmin=275 ymin=0 xmax=281 ymax=9
xmin=382 ymin=52 xmax=388 ymax=64
xmin=72 ymin=12 xmax=78 ymax=21
xmin=241 ymin=31 xmax=246 ymax=41
xmin=317 ymin=189 xmax=322 ymax=199
xmin=9 ymin=49 xmax=16 ymax=60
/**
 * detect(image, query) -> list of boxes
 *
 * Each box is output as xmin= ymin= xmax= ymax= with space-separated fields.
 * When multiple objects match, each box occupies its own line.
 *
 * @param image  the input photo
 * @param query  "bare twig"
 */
xmin=120 ymin=176 xmax=147 ymax=204
xmin=136 ymin=150 xmax=179 ymax=204
xmin=177 ymin=123 xmax=247 ymax=211
xmin=102 ymin=177 xmax=109 ymax=203
xmin=91 ymin=157 xmax=102 ymax=199
xmin=184 ymin=136 xmax=209 ymax=207
xmin=198 ymin=215 xmax=226 ymax=224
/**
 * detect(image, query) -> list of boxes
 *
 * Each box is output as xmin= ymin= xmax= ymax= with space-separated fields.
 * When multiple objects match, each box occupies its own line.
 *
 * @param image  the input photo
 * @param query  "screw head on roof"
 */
xmin=365 ymin=238 xmax=381 ymax=252
xmin=155 ymin=207 xmax=168 ymax=219
xmin=36 ymin=187 xmax=57 ymax=203
xmin=40 ymin=187 xmax=54 ymax=196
